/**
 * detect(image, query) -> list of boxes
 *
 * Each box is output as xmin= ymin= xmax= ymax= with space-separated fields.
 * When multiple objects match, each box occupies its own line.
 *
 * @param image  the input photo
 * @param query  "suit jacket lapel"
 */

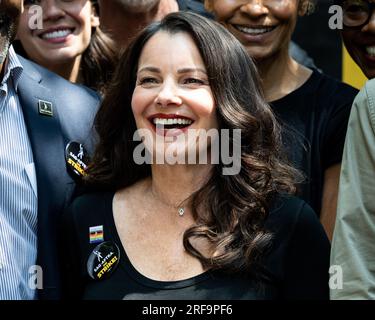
xmin=17 ymin=63 xmax=73 ymax=295
xmin=18 ymin=62 xmax=70 ymax=213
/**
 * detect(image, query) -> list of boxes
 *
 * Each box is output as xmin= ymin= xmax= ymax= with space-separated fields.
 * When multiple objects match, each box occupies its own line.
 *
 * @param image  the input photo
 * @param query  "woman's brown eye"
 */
xmin=140 ymin=78 xmax=158 ymax=85
xmin=184 ymin=78 xmax=204 ymax=85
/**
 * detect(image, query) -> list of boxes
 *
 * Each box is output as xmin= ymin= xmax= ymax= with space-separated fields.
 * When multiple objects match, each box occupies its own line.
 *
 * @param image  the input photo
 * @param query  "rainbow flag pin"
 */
xmin=89 ymin=225 xmax=104 ymax=244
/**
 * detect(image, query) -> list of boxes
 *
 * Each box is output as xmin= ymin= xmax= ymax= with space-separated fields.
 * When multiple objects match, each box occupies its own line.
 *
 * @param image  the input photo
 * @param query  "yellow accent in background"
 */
xmin=342 ymin=45 xmax=368 ymax=89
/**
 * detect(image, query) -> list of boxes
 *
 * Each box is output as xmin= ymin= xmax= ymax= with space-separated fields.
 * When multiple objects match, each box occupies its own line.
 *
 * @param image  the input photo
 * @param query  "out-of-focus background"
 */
xmin=198 ymin=0 xmax=367 ymax=89
xmin=292 ymin=0 xmax=367 ymax=89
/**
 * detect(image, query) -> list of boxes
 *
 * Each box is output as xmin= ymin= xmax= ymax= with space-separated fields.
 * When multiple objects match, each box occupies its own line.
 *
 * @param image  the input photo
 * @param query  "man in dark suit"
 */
xmin=0 ymin=0 xmax=100 ymax=299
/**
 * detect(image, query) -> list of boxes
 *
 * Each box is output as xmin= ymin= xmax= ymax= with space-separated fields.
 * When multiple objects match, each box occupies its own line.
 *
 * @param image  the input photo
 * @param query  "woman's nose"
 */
xmin=42 ymin=0 xmax=65 ymax=21
xmin=154 ymin=82 xmax=183 ymax=107
xmin=239 ymin=0 xmax=269 ymax=17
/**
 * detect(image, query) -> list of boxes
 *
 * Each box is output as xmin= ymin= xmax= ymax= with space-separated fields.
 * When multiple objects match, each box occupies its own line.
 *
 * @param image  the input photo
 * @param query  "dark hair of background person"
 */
xmin=86 ymin=11 xmax=302 ymax=273
xmin=81 ymin=1 xmax=118 ymax=93
xmin=14 ymin=0 xmax=117 ymax=94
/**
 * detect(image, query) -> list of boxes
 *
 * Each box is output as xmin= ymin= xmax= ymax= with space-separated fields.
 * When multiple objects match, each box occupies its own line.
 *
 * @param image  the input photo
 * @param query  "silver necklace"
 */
xmin=150 ymin=189 xmax=185 ymax=217
xmin=178 ymin=208 xmax=185 ymax=216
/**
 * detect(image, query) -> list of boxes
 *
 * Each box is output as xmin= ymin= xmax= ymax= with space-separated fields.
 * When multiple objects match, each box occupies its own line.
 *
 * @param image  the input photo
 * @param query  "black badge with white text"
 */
xmin=87 ymin=242 xmax=120 ymax=280
xmin=65 ymin=141 xmax=90 ymax=178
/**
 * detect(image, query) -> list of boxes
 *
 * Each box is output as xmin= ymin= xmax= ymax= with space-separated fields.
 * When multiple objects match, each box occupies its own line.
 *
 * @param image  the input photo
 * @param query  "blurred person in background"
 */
xmin=99 ymin=0 xmax=315 ymax=67
xmin=331 ymin=0 xmax=375 ymax=299
xmin=15 ymin=0 xmax=117 ymax=94
xmin=98 ymin=0 xmax=212 ymax=49
xmin=206 ymin=0 xmax=359 ymax=240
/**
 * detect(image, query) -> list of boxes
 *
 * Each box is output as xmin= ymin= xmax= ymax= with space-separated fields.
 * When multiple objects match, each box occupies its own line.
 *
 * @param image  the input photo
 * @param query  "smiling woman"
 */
xmin=14 ymin=0 xmax=117 ymax=93
xmin=131 ymin=31 xmax=218 ymax=162
xmin=60 ymin=12 xmax=331 ymax=300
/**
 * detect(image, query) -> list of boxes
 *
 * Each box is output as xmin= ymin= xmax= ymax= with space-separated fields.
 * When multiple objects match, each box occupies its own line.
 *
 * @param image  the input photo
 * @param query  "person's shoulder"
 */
xmin=364 ymin=77 xmax=375 ymax=90
xmin=18 ymin=56 xmax=100 ymax=140
xmin=265 ymin=194 xmax=330 ymax=272
xmin=362 ymin=78 xmax=375 ymax=107
xmin=350 ymin=79 xmax=375 ymax=127
xmin=18 ymin=55 xmax=100 ymax=103
xmin=69 ymin=191 xmax=113 ymax=214
xmin=351 ymin=79 xmax=373 ymax=108
xmin=65 ymin=191 xmax=114 ymax=227
xmin=269 ymin=194 xmax=313 ymax=216
xmin=312 ymin=69 xmax=359 ymax=102
xmin=267 ymin=194 xmax=317 ymax=233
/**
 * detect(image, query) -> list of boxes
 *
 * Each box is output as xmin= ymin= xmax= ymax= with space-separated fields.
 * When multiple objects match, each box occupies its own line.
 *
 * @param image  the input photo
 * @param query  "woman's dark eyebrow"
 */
xmin=177 ymin=67 xmax=207 ymax=75
xmin=137 ymin=66 xmax=161 ymax=74
xmin=137 ymin=66 xmax=207 ymax=75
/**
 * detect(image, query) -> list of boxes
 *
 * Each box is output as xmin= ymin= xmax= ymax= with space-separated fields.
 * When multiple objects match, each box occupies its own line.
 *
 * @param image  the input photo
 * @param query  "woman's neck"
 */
xmin=147 ymin=164 xmax=213 ymax=215
xmin=256 ymin=47 xmax=312 ymax=102
xmin=44 ymin=55 xmax=82 ymax=83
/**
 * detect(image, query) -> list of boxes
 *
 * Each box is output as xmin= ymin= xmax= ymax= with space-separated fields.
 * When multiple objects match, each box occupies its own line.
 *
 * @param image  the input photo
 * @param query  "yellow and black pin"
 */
xmin=87 ymin=242 xmax=121 ymax=280
xmin=65 ymin=141 xmax=90 ymax=179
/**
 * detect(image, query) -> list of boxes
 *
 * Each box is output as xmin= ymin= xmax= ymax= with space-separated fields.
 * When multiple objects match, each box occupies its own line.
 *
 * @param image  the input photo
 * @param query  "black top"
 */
xmin=270 ymin=69 xmax=358 ymax=215
xmin=60 ymin=192 xmax=330 ymax=300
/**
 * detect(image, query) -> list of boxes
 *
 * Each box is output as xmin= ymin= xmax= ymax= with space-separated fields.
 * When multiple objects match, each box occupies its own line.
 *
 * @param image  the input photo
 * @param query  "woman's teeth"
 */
xmin=153 ymin=118 xmax=193 ymax=126
xmin=234 ymin=25 xmax=275 ymax=35
xmin=366 ymin=46 xmax=375 ymax=57
xmin=41 ymin=29 xmax=72 ymax=40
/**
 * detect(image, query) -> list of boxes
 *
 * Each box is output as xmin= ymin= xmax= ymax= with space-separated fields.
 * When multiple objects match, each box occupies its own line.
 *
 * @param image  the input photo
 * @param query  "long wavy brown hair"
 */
xmin=86 ymin=12 xmax=300 ymax=273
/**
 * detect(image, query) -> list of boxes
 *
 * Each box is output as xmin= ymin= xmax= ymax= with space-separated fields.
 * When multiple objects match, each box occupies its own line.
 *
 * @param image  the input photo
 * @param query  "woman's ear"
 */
xmin=91 ymin=14 xmax=100 ymax=27
xmin=91 ymin=4 xmax=100 ymax=28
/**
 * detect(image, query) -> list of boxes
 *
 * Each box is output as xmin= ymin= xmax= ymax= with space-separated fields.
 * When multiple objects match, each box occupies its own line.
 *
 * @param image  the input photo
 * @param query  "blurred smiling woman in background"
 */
xmin=15 ymin=0 xmax=116 ymax=93
xmin=206 ymin=0 xmax=358 ymax=239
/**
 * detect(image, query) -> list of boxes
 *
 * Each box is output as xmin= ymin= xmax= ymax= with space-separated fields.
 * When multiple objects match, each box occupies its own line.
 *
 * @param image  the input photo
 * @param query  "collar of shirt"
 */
xmin=0 ymin=46 xmax=24 ymax=111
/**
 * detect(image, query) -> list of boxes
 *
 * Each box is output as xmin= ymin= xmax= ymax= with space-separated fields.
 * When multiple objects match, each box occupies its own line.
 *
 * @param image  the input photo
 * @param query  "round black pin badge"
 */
xmin=65 ymin=141 xmax=90 ymax=178
xmin=87 ymin=241 xmax=121 ymax=280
